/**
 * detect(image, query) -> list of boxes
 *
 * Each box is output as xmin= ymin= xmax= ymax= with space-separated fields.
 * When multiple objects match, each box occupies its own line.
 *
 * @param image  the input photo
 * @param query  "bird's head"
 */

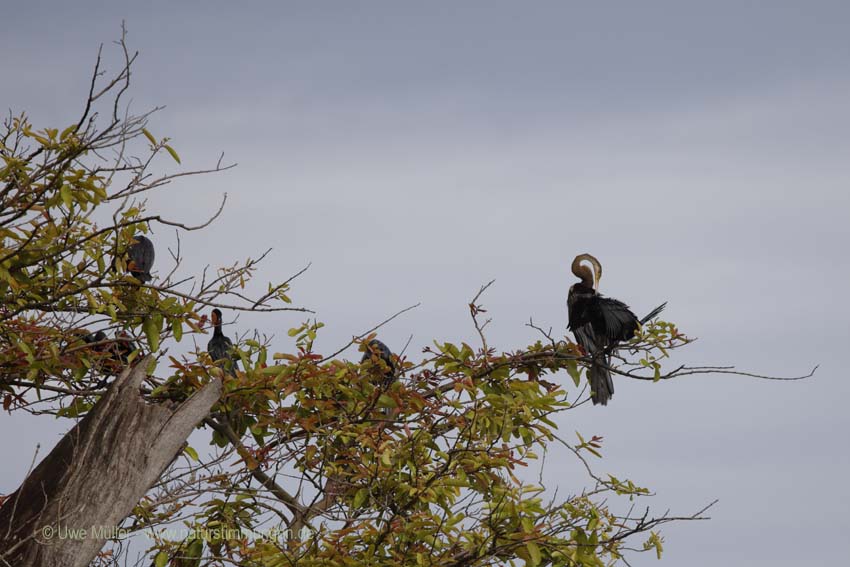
xmin=211 ymin=309 xmax=223 ymax=327
xmin=571 ymin=253 xmax=602 ymax=291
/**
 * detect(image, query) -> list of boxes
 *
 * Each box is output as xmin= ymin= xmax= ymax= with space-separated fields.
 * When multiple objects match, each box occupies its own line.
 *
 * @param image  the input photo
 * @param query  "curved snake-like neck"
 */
xmin=571 ymin=253 xmax=602 ymax=290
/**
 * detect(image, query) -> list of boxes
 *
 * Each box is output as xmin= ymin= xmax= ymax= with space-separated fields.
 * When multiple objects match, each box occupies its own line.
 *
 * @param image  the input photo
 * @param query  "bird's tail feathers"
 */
xmin=132 ymin=271 xmax=153 ymax=284
xmin=640 ymin=301 xmax=667 ymax=325
xmin=589 ymin=359 xmax=614 ymax=406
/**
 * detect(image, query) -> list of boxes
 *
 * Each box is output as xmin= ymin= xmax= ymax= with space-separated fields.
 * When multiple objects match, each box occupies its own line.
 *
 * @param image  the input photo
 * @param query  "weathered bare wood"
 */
xmin=0 ymin=356 xmax=222 ymax=567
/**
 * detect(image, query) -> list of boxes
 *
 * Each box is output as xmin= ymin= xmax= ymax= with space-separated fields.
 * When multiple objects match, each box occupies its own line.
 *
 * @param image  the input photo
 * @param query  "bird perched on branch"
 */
xmin=82 ymin=330 xmax=108 ymax=348
xmin=125 ymin=235 xmax=155 ymax=283
xmin=360 ymin=339 xmax=396 ymax=388
xmin=207 ymin=308 xmax=238 ymax=376
xmin=79 ymin=330 xmax=137 ymax=386
xmin=567 ymin=253 xmax=666 ymax=406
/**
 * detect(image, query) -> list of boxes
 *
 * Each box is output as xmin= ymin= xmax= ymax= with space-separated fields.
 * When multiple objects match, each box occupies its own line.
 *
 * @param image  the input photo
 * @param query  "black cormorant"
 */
xmin=126 ymin=235 xmax=155 ymax=283
xmin=207 ymin=308 xmax=238 ymax=375
xmin=567 ymin=253 xmax=666 ymax=406
xmin=80 ymin=330 xmax=136 ymax=386
xmin=360 ymin=339 xmax=396 ymax=388
xmin=82 ymin=330 xmax=108 ymax=347
xmin=81 ymin=330 xmax=135 ymax=362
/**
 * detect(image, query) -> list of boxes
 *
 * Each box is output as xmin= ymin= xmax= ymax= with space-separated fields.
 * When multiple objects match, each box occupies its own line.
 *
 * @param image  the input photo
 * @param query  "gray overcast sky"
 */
xmin=3 ymin=2 xmax=849 ymax=565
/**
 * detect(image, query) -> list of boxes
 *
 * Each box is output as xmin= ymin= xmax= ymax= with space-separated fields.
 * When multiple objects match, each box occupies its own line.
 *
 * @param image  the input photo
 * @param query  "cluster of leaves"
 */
xmin=115 ymin=312 xmax=700 ymax=567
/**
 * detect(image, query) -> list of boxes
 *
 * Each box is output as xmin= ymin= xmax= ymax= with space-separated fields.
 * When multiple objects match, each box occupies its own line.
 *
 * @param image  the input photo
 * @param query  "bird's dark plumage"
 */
xmin=81 ymin=330 xmax=135 ymax=361
xmin=567 ymin=254 xmax=666 ymax=406
xmin=361 ymin=339 xmax=396 ymax=388
xmin=82 ymin=330 xmax=108 ymax=346
xmin=207 ymin=308 xmax=238 ymax=375
xmin=79 ymin=330 xmax=137 ymax=386
xmin=127 ymin=235 xmax=155 ymax=283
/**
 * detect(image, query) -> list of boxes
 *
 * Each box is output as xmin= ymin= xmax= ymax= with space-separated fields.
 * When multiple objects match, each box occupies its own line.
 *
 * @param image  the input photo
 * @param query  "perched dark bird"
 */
xmin=207 ymin=308 xmax=238 ymax=375
xmin=126 ymin=235 xmax=155 ymax=283
xmin=82 ymin=330 xmax=108 ymax=347
xmin=360 ymin=339 xmax=396 ymax=388
xmin=567 ymin=253 xmax=666 ymax=406
xmin=79 ymin=330 xmax=137 ymax=386
xmin=80 ymin=329 xmax=135 ymax=361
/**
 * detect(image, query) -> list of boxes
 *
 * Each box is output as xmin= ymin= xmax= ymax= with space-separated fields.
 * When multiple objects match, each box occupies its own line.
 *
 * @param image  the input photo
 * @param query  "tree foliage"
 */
xmin=2 ymin=31 xmax=801 ymax=567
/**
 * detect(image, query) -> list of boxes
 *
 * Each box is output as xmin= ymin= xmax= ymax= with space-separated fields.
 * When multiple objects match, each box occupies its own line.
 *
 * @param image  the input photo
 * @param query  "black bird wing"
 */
xmin=569 ymin=294 xmax=640 ymax=351
xmin=589 ymin=296 xmax=640 ymax=342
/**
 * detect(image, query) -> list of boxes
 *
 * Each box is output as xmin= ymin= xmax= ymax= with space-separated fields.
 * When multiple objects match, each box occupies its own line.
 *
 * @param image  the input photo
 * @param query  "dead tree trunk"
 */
xmin=0 ymin=357 xmax=222 ymax=567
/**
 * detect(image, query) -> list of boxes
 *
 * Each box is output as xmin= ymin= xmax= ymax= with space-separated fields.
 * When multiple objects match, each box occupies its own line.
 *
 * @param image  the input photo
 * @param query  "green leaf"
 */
xmin=142 ymin=128 xmax=157 ymax=146
xmin=185 ymin=539 xmax=203 ymax=565
xmin=143 ymin=316 xmax=161 ymax=352
xmin=377 ymin=394 xmax=397 ymax=408
xmin=352 ymin=488 xmax=368 ymax=508
xmin=60 ymin=124 xmax=76 ymax=140
xmin=566 ymin=359 xmax=581 ymax=387
xmin=172 ymin=319 xmax=183 ymax=342
xmin=526 ymin=541 xmax=542 ymax=567
xmin=184 ymin=445 xmax=199 ymax=461
xmin=154 ymin=551 xmax=168 ymax=567
xmin=211 ymin=429 xmax=228 ymax=448
xmin=164 ymin=144 xmax=181 ymax=164
xmin=60 ymin=185 xmax=72 ymax=208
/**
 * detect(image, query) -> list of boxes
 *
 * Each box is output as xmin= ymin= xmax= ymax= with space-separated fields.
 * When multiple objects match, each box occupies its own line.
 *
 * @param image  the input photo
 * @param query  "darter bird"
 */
xmin=567 ymin=253 xmax=666 ymax=406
